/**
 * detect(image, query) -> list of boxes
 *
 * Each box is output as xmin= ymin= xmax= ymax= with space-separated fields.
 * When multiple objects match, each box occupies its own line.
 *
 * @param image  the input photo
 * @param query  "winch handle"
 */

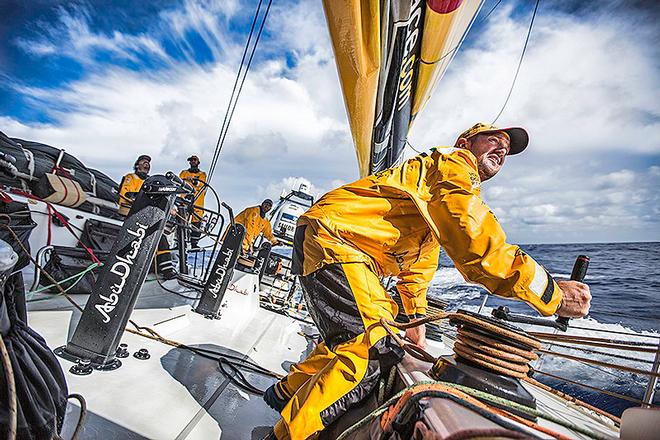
xmin=221 ymin=202 xmax=235 ymax=226
xmin=165 ymin=171 xmax=195 ymax=194
xmin=556 ymin=255 xmax=590 ymax=329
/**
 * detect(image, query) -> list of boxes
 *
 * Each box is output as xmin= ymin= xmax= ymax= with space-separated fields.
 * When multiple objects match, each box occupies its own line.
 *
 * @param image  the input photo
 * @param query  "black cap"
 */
xmin=134 ymin=155 xmax=151 ymax=167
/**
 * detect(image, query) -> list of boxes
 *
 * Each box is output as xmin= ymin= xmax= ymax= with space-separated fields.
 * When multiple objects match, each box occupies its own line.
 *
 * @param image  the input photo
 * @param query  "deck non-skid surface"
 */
xmin=29 ymin=285 xmax=313 ymax=439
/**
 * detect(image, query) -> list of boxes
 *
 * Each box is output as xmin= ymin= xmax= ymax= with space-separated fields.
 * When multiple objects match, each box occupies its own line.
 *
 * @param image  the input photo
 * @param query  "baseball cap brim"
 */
xmin=488 ymin=127 xmax=528 ymax=155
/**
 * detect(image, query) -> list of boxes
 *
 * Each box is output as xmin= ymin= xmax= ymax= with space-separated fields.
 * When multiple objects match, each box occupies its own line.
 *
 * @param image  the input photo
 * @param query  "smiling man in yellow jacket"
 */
xmin=264 ymin=123 xmax=592 ymax=440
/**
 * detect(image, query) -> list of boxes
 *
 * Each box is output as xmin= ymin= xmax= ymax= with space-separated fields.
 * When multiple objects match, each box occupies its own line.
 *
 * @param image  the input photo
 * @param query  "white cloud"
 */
xmin=257 ymin=176 xmax=324 ymax=202
xmin=481 ymin=164 xmax=659 ymax=243
xmin=409 ymin=4 xmax=660 ymax=156
xmin=157 ymin=0 xmax=240 ymax=62
xmin=16 ymin=6 xmax=169 ymax=65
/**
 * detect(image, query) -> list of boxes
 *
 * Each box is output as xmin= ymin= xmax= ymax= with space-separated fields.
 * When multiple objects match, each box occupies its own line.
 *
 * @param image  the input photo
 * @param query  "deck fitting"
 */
xmin=116 ymin=343 xmax=130 ymax=358
xmin=134 ymin=348 xmax=151 ymax=360
xmin=70 ymin=359 xmax=93 ymax=376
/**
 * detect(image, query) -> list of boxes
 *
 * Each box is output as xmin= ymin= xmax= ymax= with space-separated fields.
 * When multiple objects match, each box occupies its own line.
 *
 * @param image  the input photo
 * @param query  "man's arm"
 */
xmin=262 ymin=220 xmax=280 ymax=245
xmin=396 ymin=244 xmax=440 ymax=349
xmin=425 ymin=150 xmax=569 ymax=316
xmin=234 ymin=208 xmax=247 ymax=226
xmin=396 ymin=244 xmax=440 ymax=317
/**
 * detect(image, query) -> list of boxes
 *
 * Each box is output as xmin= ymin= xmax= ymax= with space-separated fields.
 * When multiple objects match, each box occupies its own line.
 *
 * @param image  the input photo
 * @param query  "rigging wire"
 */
xmin=481 ymin=0 xmax=504 ymax=22
xmin=566 ymin=324 xmax=660 ymax=339
xmin=532 ymin=369 xmax=644 ymax=405
xmin=152 ymin=260 xmax=200 ymax=300
xmin=207 ymin=0 xmax=263 ymax=180
xmin=126 ymin=321 xmax=281 ymax=395
xmin=207 ymin=0 xmax=274 ymax=182
xmin=492 ymin=0 xmax=540 ymax=124
xmin=405 ymin=140 xmax=422 ymax=155
xmin=544 ymin=340 xmax=656 ymax=365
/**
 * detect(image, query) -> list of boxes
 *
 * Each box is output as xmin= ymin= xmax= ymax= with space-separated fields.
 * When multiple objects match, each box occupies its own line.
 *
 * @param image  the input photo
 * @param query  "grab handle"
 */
xmin=556 ymin=255 xmax=589 ymax=330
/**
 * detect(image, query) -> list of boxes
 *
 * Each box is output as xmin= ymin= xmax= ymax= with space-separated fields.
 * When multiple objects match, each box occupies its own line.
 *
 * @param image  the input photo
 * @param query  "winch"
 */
xmin=383 ymin=256 xmax=590 ymax=421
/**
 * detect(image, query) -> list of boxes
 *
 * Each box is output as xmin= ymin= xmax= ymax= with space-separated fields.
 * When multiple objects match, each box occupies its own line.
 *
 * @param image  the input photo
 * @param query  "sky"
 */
xmin=0 ymin=0 xmax=658 ymax=244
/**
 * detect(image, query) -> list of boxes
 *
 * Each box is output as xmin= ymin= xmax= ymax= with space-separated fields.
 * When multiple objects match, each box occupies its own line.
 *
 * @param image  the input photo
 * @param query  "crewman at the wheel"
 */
xmin=179 ymin=155 xmax=207 ymax=248
xmin=234 ymin=199 xmax=279 ymax=254
xmin=263 ymin=123 xmax=592 ymax=440
xmin=118 ymin=155 xmax=176 ymax=280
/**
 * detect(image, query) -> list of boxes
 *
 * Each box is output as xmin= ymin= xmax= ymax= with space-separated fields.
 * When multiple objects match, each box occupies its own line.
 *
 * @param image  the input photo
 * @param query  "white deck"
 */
xmin=29 ymin=272 xmax=313 ymax=439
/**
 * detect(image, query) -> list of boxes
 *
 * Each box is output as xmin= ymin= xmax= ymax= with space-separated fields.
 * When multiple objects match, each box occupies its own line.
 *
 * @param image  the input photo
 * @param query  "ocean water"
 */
xmin=428 ymin=241 xmax=660 ymax=416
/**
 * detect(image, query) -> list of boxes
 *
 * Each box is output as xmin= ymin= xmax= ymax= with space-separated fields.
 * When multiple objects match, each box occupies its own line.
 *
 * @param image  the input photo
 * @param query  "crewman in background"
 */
xmin=264 ymin=123 xmax=592 ymax=440
xmin=234 ymin=199 xmax=279 ymax=254
xmin=118 ymin=155 xmax=176 ymax=280
xmin=118 ymin=154 xmax=151 ymax=217
xmin=179 ymin=155 xmax=207 ymax=248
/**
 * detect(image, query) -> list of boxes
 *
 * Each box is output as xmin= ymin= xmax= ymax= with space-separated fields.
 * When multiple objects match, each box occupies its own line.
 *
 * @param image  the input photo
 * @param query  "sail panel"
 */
xmin=412 ymin=0 xmax=483 ymax=119
xmin=322 ymin=0 xmax=381 ymax=178
xmin=323 ymin=0 xmax=482 ymax=178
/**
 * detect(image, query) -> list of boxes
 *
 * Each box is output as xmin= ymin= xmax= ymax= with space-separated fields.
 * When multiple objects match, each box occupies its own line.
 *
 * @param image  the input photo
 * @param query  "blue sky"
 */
xmin=1 ymin=0 xmax=659 ymax=243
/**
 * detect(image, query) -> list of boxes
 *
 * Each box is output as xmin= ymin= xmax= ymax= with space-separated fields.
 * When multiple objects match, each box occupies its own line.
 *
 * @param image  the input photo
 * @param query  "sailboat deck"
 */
xmin=29 ymin=275 xmax=313 ymax=439
xmin=27 ymin=271 xmax=621 ymax=439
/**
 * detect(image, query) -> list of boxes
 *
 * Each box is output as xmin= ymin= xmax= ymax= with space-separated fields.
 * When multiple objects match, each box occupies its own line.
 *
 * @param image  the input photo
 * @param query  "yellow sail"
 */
xmin=323 ymin=0 xmax=484 ymax=177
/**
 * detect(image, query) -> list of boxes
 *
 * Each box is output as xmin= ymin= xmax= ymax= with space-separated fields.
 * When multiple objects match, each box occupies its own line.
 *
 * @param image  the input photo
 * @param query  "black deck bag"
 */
xmin=79 ymin=218 xmax=121 ymax=253
xmin=0 ymin=200 xmax=37 ymax=271
xmin=74 ymin=200 xmax=123 ymax=221
xmin=13 ymin=138 xmax=96 ymax=194
xmin=10 ymin=139 xmax=56 ymax=186
xmin=39 ymin=246 xmax=109 ymax=294
xmin=1 ymin=240 xmax=68 ymax=440
xmin=0 ymin=132 xmax=30 ymax=190
xmin=89 ymin=168 xmax=119 ymax=203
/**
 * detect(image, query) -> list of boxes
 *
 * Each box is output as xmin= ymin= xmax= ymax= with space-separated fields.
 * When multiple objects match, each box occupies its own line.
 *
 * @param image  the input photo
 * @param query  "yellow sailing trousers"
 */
xmin=273 ymin=262 xmax=404 ymax=439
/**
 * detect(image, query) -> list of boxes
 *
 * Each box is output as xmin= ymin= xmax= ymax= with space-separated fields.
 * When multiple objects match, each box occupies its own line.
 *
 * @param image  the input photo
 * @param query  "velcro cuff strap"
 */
xmin=540 ymin=271 xmax=554 ymax=304
xmin=407 ymin=313 xmax=426 ymax=320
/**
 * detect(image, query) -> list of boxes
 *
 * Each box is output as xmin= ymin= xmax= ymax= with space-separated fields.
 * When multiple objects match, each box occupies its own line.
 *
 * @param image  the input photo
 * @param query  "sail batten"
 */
xmin=323 ymin=0 xmax=484 ymax=177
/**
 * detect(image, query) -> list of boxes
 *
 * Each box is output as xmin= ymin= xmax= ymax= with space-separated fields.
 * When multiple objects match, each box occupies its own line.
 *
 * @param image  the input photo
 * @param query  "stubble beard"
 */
xmin=477 ymin=156 xmax=498 ymax=182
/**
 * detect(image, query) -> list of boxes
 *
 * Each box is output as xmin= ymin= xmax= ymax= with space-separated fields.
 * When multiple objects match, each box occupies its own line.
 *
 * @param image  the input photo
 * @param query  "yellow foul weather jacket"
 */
xmin=234 ymin=206 xmax=277 ymax=252
xmin=297 ymin=147 xmax=563 ymax=317
xmin=179 ymin=169 xmax=207 ymax=221
xmin=118 ymin=173 xmax=145 ymax=216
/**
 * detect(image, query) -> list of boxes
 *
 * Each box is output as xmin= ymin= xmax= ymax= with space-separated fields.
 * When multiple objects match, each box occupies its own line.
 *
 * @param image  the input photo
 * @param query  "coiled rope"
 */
xmin=337 ymin=380 xmax=616 ymax=440
xmin=0 ymin=332 xmax=16 ymax=440
xmin=382 ymin=310 xmax=540 ymax=379
xmin=380 ymin=311 xmax=625 ymax=426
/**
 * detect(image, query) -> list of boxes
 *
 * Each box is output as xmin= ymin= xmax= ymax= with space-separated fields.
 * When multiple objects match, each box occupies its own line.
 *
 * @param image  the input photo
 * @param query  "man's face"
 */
xmin=137 ymin=159 xmax=151 ymax=174
xmin=190 ymin=158 xmax=200 ymax=168
xmin=466 ymin=132 xmax=510 ymax=181
xmin=261 ymin=201 xmax=273 ymax=212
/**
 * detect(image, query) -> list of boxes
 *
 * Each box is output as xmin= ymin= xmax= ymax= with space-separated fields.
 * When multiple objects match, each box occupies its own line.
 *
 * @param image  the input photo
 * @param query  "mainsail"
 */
xmin=323 ymin=0 xmax=483 ymax=177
